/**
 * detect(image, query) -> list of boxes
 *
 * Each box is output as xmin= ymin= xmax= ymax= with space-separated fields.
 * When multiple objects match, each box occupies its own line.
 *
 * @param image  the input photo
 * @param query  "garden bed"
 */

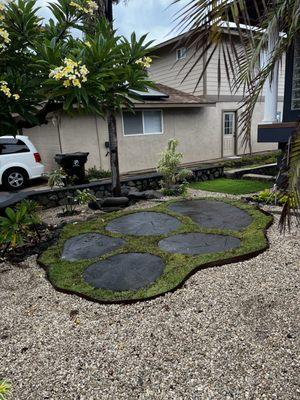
xmin=38 ymin=198 xmax=273 ymax=303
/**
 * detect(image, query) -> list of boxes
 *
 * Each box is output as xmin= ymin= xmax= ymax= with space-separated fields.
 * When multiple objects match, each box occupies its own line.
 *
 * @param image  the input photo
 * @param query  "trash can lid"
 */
xmin=55 ymin=152 xmax=89 ymax=157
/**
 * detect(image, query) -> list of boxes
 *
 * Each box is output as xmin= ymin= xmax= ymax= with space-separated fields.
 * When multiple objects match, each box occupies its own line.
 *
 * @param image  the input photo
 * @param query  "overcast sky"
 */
xmin=113 ymin=0 xmax=189 ymax=43
xmin=36 ymin=0 xmax=189 ymax=44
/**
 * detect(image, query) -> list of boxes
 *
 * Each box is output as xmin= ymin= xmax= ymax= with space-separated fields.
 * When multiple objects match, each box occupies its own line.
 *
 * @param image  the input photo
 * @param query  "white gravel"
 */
xmin=1 ymin=193 xmax=300 ymax=400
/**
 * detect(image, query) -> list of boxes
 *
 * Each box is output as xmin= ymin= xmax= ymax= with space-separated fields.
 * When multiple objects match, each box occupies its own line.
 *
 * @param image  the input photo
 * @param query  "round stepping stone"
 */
xmin=106 ymin=212 xmax=181 ymax=236
xmin=61 ymin=233 xmax=125 ymax=261
xmin=159 ymin=232 xmax=241 ymax=255
xmin=168 ymin=199 xmax=252 ymax=230
xmin=83 ymin=253 xmax=165 ymax=291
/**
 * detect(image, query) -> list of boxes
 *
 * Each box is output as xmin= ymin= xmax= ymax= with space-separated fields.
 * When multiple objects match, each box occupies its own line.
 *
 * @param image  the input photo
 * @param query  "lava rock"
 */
xmin=101 ymin=197 xmax=129 ymax=207
xmin=128 ymin=190 xmax=163 ymax=201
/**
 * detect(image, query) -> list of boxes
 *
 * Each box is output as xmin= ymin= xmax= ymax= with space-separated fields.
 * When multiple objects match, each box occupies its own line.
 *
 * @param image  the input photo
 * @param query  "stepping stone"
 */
xmin=168 ymin=199 xmax=252 ymax=230
xmin=83 ymin=253 xmax=165 ymax=291
xmin=61 ymin=233 xmax=125 ymax=261
xmin=106 ymin=212 xmax=181 ymax=236
xmin=159 ymin=232 xmax=241 ymax=255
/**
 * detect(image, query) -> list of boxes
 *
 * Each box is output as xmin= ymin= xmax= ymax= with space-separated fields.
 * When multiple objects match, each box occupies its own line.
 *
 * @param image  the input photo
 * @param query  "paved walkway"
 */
xmin=0 ymin=179 xmax=48 ymax=208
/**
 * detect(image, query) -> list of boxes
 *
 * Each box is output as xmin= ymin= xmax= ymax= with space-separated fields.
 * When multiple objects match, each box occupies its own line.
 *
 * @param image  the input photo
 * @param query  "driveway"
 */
xmin=0 ymin=178 xmax=48 ymax=208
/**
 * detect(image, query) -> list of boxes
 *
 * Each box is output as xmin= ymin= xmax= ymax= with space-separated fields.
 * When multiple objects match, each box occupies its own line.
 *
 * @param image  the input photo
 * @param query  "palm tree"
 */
xmin=173 ymin=0 xmax=300 ymax=229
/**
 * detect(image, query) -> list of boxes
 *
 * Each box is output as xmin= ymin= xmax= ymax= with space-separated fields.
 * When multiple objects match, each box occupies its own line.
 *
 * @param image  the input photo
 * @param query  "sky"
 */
xmin=113 ymin=0 xmax=189 ymax=44
xmin=36 ymin=0 xmax=190 ymax=44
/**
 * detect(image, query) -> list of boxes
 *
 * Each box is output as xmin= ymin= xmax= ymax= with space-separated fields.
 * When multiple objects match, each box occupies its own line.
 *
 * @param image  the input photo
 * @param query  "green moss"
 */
xmin=38 ymin=198 xmax=272 ymax=303
xmin=189 ymin=178 xmax=272 ymax=195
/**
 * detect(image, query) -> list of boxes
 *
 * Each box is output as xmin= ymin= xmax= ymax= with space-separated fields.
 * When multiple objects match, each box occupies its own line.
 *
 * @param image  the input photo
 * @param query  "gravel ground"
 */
xmin=1 ymin=192 xmax=300 ymax=400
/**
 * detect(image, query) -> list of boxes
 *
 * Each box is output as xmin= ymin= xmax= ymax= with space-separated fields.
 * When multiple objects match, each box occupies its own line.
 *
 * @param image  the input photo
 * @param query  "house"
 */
xmin=25 ymin=31 xmax=285 ymax=174
xmin=148 ymin=30 xmax=285 ymax=158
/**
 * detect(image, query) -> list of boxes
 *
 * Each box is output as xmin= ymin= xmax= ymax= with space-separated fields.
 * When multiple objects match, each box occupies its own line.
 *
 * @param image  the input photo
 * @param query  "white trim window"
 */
xmin=123 ymin=110 xmax=163 ymax=136
xmin=176 ymin=47 xmax=187 ymax=60
xmin=223 ymin=112 xmax=235 ymax=135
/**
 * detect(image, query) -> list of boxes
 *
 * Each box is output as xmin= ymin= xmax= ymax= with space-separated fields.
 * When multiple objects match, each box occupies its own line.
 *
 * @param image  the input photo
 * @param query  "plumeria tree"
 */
xmin=0 ymin=0 xmax=153 ymax=195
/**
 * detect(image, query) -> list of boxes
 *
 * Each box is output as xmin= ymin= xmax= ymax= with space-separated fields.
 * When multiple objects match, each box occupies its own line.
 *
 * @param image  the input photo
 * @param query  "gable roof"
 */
xmin=132 ymin=83 xmax=215 ymax=108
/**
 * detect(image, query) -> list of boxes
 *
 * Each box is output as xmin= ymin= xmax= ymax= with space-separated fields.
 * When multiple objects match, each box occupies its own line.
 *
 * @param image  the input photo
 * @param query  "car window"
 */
xmin=0 ymin=138 xmax=30 ymax=155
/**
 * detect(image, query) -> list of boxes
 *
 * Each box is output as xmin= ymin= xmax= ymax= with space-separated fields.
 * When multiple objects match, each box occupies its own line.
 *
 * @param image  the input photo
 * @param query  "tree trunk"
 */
xmin=105 ymin=0 xmax=121 ymax=197
xmin=107 ymin=111 xmax=121 ymax=196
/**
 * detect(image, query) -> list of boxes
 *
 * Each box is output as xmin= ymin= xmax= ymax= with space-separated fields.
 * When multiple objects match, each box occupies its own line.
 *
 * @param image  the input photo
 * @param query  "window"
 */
xmin=176 ymin=47 xmax=187 ymax=60
xmin=223 ymin=112 xmax=235 ymax=135
xmin=123 ymin=110 xmax=163 ymax=136
xmin=0 ymin=138 xmax=30 ymax=155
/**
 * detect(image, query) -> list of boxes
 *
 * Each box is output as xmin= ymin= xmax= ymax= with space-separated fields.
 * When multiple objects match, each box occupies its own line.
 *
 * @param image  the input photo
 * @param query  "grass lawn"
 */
xmin=38 ymin=198 xmax=272 ymax=303
xmin=189 ymin=178 xmax=272 ymax=195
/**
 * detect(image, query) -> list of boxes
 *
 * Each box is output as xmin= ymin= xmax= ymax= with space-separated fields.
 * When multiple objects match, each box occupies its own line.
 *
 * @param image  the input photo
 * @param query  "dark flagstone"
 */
xmin=61 ymin=233 xmax=125 ymax=261
xmin=159 ymin=232 xmax=241 ymax=255
xmin=83 ymin=253 xmax=165 ymax=291
xmin=106 ymin=212 xmax=181 ymax=236
xmin=168 ymin=199 xmax=252 ymax=230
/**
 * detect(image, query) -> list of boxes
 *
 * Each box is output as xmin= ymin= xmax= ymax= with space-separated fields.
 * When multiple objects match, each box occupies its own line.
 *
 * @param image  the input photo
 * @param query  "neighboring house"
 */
xmin=25 ymin=31 xmax=285 ymax=174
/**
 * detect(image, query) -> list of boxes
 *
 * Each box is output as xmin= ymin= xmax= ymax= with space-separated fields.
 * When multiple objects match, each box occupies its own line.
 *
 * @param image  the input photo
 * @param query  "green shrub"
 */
xmin=157 ymin=139 xmax=193 ymax=195
xmin=252 ymin=188 xmax=297 ymax=207
xmin=59 ymin=190 xmax=97 ymax=216
xmin=48 ymin=168 xmax=67 ymax=189
xmin=74 ymin=189 xmax=97 ymax=205
xmin=221 ymin=150 xmax=282 ymax=169
xmin=86 ymin=166 xmax=111 ymax=181
xmin=0 ymin=379 xmax=11 ymax=400
xmin=0 ymin=200 xmax=42 ymax=256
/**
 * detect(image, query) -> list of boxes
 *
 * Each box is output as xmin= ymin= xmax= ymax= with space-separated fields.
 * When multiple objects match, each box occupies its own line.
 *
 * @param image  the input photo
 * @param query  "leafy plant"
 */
xmin=16 ymin=199 xmax=42 ymax=239
xmin=252 ymin=188 xmax=298 ymax=208
xmin=86 ymin=167 xmax=111 ymax=181
xmin=174 ymin=0 xmax=300 ymax=228
xmin=157 ymin=139 xmax=193 ymax=196
xmin=0 ymin=200 xmax=43 ymax=256
xmin=0 ymin=205 xmax=31 ymax=256
xmin=48 ymin=168 xmax=67 ymax=189
xmin=0 ymin=379 xmax=11 ymax=400
xmin=74 ymin=189 xmax=96 ymax=205
xmin=61 ymin=196 xmax=78 ymax=216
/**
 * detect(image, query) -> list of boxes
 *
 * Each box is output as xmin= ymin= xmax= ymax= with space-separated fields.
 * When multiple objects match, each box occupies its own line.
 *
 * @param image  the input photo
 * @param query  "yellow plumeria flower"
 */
xmin=0 ymin=81 xmax=11 ymax=97
xmin=13 ymin=93 xmax=20 ymax=100
xmin=84 ymin=41 xmax=91 ymax=48
xmin=0 ymin=28 xmax=10 ymax=44
xmin=135 ymin=56 xmax=152 ymax=69
xmin=49 ymin=58 xmax=89 ymax=87
xmin=63 ymin=80 xmax=71 ymax=88
xmin=72 ymin=78 xmax=81 ymax=88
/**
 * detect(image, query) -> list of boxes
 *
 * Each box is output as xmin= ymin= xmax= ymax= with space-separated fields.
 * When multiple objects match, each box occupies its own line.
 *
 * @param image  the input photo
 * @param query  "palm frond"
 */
xmin=174 ymin=0 xmax=300 ymax=228
xmin=278 ymin=126 xmax=300 ymax=231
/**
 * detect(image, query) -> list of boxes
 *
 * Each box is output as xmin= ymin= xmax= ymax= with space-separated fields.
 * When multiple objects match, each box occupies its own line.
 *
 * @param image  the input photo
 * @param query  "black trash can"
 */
xmin=54 ymin=152 xmax=89 ymax=184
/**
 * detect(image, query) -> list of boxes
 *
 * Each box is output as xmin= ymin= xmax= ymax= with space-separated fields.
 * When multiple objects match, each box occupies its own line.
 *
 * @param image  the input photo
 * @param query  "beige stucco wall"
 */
xmin=24 ymin=120 xmax=61 ymax=172
xmin=25 ymin=102 xmax=279 ymax=175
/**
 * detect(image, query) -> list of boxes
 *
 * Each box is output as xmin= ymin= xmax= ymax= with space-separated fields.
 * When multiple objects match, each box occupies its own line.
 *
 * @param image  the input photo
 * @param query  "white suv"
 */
xmin=0 ymin=135 xmax=45 ymax=191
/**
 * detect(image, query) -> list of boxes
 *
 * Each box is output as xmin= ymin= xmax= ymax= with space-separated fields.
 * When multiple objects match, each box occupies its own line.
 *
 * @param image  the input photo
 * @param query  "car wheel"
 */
xmin=3 ymin=168 xmax=28 ymax=191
